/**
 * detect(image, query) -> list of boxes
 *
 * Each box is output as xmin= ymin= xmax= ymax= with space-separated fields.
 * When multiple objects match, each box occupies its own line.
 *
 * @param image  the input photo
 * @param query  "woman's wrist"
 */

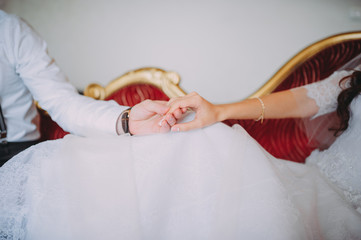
xmin=214 ymin=101 xmax=248 ymax=122
xmin=214 ymin=104 xmax=229 ymax=122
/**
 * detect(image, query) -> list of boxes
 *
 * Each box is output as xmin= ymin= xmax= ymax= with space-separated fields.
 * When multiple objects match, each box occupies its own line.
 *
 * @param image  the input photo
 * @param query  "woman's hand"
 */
xmin=164 ymin=84 xmax=321 ymax=134
xmin=167 ymin=92 xmax=220 ymax=132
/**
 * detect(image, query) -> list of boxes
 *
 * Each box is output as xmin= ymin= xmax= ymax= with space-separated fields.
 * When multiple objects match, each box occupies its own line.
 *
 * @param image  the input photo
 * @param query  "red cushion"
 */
xmin=105 ymin=84 xmax=170 ymax=106
xmin=39 ymin=112 xmax=69 ymax=141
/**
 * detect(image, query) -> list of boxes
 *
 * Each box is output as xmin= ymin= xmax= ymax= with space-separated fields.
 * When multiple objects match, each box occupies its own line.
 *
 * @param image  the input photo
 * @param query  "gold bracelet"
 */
xmin=255 ymin=97 xmax=265 ymax=124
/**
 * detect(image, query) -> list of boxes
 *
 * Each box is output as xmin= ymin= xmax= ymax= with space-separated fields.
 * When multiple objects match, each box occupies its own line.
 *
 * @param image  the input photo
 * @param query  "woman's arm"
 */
xmin=167 ymin=87 xmax=319 ymax=132
xmin=167 ymin=66 xmax=359 ymax=132
xmin=218 ymin=87 xmax=318 ymax=121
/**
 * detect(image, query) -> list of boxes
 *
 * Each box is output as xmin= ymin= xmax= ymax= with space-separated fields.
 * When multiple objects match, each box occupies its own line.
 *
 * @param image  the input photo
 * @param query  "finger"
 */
xmin=165 ymin=113 xmax=176 ymax=126
xmin=157 ymin=116 xmax=166 ymax=127
xmin=167 ymin=97 xmax=180 ymax=106
xmin=171 ymin=120 xmax=202 ymax=132
xmin=172 ymin=108 xmax=183 ymax=120
xmin=159 ymin=118 xmax=171 ymax=133
xmin=168 ymin=97 xmax=197 ymax=114
xmin=153 ymin=100 xmax=168 ymax=105
xmin=167 ymin=92 xmax=198 ymax=107
xmin=144 ymin=100 xmax=170 ymax=115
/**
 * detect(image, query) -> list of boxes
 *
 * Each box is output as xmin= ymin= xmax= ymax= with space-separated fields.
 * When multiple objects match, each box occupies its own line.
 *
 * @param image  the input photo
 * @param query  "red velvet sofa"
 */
xmin=39 ymin=31 xmax=361 ymax=163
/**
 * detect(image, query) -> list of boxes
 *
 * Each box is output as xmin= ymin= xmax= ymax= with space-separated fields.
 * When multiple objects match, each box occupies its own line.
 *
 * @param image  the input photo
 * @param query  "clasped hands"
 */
xmin=129 ymin=92 xmax=217 ymax=135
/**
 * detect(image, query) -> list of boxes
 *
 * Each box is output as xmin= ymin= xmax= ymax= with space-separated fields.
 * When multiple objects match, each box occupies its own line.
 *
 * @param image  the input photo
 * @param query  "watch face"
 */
xmin=121 ymin=108 xmax=131 ymax=134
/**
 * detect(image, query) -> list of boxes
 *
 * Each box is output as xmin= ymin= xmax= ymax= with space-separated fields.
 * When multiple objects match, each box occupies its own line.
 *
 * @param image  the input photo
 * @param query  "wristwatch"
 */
xmin=120 ymin=107 xmax=132 ymax=135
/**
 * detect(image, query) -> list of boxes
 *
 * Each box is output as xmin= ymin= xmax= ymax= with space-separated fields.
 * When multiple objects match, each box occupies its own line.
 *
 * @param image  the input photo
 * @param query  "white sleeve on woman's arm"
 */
xmin=300 ymin=70 xmax=353 ymax=119
xmin=10 ymin=16 xmax=127 ymax=137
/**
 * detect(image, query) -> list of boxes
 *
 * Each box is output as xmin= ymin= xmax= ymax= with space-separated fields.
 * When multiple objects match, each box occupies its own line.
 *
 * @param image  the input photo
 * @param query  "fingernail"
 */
xmin=158 ymin=117 xmax=165 ymax=126
xmin=171 ymin=127 xmax=180 ymax=132
xmin=168 ymin=119 xmax=175 ymax=126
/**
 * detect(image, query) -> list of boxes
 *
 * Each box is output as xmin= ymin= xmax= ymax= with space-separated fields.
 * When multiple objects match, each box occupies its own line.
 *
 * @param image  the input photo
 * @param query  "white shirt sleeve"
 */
xmin=8 ymin=16 xmax=127 ymax=137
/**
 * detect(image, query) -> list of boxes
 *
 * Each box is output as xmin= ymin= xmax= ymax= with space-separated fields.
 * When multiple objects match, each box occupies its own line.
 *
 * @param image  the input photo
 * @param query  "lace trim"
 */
xmin=302 ymin=71 xmax=352 ymax=119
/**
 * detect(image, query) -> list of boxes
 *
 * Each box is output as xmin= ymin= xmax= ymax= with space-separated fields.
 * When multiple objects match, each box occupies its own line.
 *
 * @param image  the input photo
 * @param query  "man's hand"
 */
xmin=128 ymin=100 xmax=184 ymax=135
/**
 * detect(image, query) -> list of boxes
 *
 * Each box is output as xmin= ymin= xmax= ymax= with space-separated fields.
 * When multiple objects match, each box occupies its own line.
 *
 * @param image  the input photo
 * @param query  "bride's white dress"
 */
xmin=1 ymin=70 xmax=361 ymax=240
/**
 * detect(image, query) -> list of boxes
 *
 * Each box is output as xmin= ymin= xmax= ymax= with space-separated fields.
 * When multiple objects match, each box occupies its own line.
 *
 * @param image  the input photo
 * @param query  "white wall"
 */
xmin=2 ymin=0 xmax=361 ymax=103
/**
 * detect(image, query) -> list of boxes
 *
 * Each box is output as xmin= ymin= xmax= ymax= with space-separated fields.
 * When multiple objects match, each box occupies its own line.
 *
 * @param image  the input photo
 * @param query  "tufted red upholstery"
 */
xmin=39 ymin=110 xmax=69 ymax=141
xmin=224 ymin=39 xmax=361 ymax=163
xmin=105 ymin=84 xmax=170 ymax=105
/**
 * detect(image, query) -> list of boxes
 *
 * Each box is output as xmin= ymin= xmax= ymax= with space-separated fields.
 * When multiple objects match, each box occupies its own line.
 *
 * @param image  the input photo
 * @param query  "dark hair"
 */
xmin=333 ymin=70 xmax=361 ymax=136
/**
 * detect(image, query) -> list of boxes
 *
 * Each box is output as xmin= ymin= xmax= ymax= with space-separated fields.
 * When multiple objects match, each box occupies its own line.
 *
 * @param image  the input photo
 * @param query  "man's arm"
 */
xmin=10 ymin=15 xmax=178 ymax=136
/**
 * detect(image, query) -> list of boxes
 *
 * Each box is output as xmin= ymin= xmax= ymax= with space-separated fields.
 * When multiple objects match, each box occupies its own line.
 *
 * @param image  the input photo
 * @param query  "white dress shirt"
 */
xmin=0 ymin=10 xmax=127 ymax=142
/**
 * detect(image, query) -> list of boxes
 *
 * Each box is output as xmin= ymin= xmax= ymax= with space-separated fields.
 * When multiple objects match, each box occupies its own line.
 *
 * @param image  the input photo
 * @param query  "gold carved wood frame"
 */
xmin=84 ymin=67 xmax=186 ymax=100
xmin=249 ymin=31 xmax=361 ymax=98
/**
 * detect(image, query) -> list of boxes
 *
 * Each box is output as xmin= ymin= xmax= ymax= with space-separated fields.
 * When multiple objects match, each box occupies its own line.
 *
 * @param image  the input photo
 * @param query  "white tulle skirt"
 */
xmin=1 ymin=123 xmax=360 ymax=240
